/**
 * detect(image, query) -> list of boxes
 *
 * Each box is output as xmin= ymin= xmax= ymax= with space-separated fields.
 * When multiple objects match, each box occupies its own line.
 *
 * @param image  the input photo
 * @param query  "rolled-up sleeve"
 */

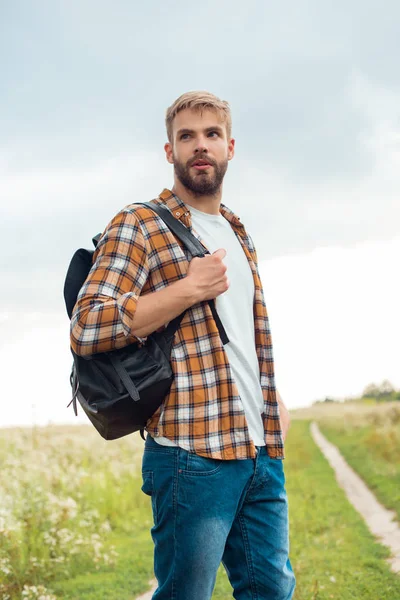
xmin=70 ymin=209 xmax=149 ymax=356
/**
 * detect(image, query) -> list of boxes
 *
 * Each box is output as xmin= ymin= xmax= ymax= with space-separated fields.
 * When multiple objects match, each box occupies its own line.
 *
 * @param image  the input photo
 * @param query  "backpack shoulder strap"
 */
xmin=92 ymin=233 xmax=101 ymax=247
xmin=135 ymin=202 xmax=207 ymax=258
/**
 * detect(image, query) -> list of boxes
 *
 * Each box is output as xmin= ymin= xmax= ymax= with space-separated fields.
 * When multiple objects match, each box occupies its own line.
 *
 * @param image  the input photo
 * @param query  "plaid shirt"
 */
xmin=70 ymin=188 xmax=284 ymax=460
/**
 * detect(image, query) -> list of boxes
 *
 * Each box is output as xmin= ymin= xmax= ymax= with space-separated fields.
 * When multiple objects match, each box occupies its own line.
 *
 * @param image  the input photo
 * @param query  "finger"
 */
xmin=212 ymin=248 xmax=227 ymax=260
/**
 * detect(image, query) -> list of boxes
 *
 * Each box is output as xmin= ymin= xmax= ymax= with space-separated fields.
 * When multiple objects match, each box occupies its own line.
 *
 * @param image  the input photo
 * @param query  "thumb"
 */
xmin=212 ymin=248 xmax=227 ymax=260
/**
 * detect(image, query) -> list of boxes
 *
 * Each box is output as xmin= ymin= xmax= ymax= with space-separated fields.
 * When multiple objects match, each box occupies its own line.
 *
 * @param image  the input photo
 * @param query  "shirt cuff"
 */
xmin=117 ymin=292 xmax=147 ymax=343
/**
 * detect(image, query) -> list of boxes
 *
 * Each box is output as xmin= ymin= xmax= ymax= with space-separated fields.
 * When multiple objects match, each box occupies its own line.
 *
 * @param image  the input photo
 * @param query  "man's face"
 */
xmin=165 ymin=108 xmax=235 ymax=196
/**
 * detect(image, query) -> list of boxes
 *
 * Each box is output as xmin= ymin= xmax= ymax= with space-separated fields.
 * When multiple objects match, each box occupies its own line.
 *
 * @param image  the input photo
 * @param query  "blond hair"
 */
xmin=165 ymin=91 xmax=232 ymax=142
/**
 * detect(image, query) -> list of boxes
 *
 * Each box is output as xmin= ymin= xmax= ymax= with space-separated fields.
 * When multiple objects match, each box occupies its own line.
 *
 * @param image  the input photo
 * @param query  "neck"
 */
xmin=171 ymin=179 xmax=222 ymax=215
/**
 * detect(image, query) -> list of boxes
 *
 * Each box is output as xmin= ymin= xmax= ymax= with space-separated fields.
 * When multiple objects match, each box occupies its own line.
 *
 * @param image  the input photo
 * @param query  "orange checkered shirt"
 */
xmin=70 ymin=188 xmax=284 ymax=460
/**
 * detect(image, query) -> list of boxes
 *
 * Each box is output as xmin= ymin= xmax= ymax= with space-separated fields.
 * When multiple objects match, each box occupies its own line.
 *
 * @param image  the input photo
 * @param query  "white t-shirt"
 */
xmin=154 ymin=203 xmax=265 ymax=447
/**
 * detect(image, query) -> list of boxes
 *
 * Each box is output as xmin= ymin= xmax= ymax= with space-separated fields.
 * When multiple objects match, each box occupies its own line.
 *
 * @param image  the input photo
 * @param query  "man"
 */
xmin=71 ymin=91 xmax=295 ymax=599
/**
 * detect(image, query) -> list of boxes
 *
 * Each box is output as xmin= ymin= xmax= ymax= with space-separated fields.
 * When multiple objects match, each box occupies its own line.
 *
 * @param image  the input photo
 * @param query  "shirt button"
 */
xmin=175 ymin=211 xmax=181 ymax=217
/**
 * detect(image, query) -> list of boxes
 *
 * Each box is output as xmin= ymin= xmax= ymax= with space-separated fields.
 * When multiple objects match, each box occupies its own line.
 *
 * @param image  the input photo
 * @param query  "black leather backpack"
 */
xmin=63 ymin=202 xmax=228 ymax=441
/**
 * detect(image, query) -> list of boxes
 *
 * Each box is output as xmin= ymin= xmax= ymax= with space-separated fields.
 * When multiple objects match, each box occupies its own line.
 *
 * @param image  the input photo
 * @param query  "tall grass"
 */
xmin=0 ymin=426 xmax=150 ymax=599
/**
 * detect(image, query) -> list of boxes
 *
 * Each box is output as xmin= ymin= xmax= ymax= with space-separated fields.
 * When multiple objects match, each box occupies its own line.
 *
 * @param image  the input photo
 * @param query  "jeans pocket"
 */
xmin=265 ymin=456 xmax=287 ymax=498
xmin=182 ymin=452 xmax=223 ymax=476
xmin=141 ymin=470 xmax=158 ymax=525
xmin=141 ymin=470 xmax=154 ymax=496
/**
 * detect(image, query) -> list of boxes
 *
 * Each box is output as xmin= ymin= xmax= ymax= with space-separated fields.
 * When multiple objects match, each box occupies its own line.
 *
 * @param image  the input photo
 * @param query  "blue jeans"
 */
xmin=141 ymin=435 xmax=296 ymax=600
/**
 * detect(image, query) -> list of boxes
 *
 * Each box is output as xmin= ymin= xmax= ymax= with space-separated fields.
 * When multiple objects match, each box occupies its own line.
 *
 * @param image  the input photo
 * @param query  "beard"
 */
xmin=173 ymin=153 xmax=228 ymax=197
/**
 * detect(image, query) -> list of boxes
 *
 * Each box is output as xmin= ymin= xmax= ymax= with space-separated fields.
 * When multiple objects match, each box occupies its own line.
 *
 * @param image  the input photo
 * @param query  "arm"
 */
xmin=70 ymin=209 xmax=226 ymax=356
xmin=127 ymin=278 xmax=199 ymax=339
xmin=276 ymin=389 xmax=291 ymax=441
xmin=247 ymin=233 xmax=290 ymax=440
xmin=70 ymin=209 xmax=156 ymax=357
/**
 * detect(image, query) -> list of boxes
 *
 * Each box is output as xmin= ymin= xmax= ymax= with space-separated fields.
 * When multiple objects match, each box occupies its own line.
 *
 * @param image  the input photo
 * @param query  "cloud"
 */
xmin=2 ymin=0 xmax=400 ymax=163
xmin=0 ymin=151 xmax=170 ymax=312
xmin=2 ymin=103 xmax=399 ymax=316
xmin=2 ymin=0 xmax=400 ymax=430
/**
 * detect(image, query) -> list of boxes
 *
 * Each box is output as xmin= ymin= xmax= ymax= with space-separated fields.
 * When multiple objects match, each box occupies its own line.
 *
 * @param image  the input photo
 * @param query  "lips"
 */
xmin=192 ymin=160 xmax=211 ymax=166
xmin=193 ymin=164 xmax=211 ymax=171
xmin=191 ymin=159 xmax=213 ymax=170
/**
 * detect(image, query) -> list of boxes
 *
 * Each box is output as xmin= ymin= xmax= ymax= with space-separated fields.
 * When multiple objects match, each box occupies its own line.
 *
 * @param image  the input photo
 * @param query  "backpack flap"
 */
xmin=64 ymin=248 xmax=95 ymax=319
xmin=64 ymin=234 xmax=101 ymax=318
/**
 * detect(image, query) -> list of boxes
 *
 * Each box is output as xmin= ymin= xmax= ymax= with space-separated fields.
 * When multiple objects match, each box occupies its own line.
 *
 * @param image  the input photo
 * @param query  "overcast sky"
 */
xmin=1 ymin=1 xmax=399 ymax=426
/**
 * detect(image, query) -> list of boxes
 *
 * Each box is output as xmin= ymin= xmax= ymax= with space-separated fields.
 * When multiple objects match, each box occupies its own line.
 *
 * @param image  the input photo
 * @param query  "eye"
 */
xmin=208 ymin=131 xmax=219 ymax=137
xmin=180 ymin=133 xmax=190 ymax=140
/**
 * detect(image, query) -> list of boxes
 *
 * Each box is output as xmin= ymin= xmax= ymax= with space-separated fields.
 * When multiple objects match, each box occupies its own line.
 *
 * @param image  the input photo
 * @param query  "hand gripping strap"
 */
xmin=136 ymin=202 xmax=229 ymax=345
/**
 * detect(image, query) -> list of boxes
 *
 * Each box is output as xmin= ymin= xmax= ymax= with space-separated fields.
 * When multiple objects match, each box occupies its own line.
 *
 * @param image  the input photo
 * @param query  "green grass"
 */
xmin=51 ymin=532 xmax=154 ymax=599
xmin=2 ymin=421 xmax=400 ymax=599
xmin=318 ymin=416 xmax=400 ymax=522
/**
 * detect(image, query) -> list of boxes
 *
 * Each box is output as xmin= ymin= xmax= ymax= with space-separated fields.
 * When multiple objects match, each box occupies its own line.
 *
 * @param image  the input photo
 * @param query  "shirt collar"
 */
xmin=158 ymin=188 xmax=244 ymax=229
xmin=158 ymin=188 xmax=189 ymax=221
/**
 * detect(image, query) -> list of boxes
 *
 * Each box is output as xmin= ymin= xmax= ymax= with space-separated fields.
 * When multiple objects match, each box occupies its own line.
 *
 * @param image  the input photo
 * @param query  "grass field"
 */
xmin=1 ymin=413 xmax=400 ymax=599
xmin=0 ymin=426 xmax=154 ymax=599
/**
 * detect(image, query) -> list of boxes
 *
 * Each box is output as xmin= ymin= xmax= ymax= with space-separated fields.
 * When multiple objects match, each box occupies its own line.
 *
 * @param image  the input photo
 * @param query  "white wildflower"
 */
xmin=21 ymin=584 xmax=57 ymax=599
xmin=0 ymin=556 xmax=12 ymax=575
xmin=100 ymin=520 xmax=112 ymax=533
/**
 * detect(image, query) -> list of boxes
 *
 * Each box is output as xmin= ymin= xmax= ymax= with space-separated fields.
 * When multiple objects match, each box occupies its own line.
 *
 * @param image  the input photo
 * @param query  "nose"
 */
xmin=194 ymin=135 xmax=209 ymax=154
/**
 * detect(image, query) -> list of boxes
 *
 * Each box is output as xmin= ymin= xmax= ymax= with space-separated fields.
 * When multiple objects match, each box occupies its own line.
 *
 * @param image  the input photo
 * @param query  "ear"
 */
xmin=164 ymin=142 xmax=174 ymax=164
xmin=228 ymin=138 xmax=235 ymax=161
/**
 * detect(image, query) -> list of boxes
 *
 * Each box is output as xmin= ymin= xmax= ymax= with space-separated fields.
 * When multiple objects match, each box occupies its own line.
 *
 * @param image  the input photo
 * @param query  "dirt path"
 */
xmin=135 ymin=579 xmax=157 ymax=600
xmin=310 ymin=421 xmax=400 ymax=573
